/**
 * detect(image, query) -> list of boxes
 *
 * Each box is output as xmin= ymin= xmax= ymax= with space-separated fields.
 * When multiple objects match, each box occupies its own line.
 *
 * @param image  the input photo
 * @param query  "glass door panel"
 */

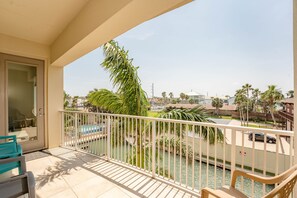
xmin=7 ymin=62 xmax=37 ymax=142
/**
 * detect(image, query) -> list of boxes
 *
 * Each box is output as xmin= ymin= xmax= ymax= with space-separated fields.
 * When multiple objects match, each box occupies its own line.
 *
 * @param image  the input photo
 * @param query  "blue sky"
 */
xmin=64 ymin=0 xmax=293 ymax=98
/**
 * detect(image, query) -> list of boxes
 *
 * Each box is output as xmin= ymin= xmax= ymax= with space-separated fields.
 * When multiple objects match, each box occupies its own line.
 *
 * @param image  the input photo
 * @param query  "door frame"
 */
xmin=0 ymin=53 xmax=45 ymax=152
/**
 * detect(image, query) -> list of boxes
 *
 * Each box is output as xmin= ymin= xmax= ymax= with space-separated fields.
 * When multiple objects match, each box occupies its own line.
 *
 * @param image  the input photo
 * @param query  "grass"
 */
xmin=147 ymin=111 xmax=161 ymax=118
xmin=241 ymin=123 xmax=273 ymax=129
xmin=209 ymin=115 xmax=233 ymax=120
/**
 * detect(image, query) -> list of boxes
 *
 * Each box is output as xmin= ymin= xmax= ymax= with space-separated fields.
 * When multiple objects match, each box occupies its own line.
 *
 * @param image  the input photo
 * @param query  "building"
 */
xmin=185 ymin=91 xmax=205 ymax=103
xmin=279 ymin=98 xmax=294 ymax=131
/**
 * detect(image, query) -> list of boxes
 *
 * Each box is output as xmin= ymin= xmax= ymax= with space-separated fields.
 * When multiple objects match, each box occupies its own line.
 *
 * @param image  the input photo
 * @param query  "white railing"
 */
xmin=61 ymin=111 xmax=294 ymax=197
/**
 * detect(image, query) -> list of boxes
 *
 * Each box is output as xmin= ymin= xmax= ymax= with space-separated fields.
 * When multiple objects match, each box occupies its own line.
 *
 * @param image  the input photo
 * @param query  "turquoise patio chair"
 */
xmin=0 ymin=156 xmax=35 ymax=198
xmin=0 ymin=135 xmax=23 ymax=174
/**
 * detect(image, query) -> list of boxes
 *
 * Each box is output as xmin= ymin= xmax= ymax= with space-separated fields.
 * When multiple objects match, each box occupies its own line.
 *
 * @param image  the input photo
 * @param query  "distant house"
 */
xmin=185 ymin=91 xmax=205 ymax=103
xmin=279 ymin=98 xmax=294 ymax=131
xmin=200 ymin=96 xmax=213 ymax=105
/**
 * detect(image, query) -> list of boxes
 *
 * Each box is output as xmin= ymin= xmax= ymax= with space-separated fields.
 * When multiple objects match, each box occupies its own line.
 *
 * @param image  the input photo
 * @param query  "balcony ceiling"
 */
xmin=0 ymin=0 xmax=192 ymax=66
xmin=0 ymin=0 xmax=89 ymax=45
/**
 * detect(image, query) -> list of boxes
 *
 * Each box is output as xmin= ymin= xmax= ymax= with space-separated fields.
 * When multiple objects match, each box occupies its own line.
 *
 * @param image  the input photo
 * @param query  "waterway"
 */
xmin=86 ymin=138 xmax=273 ymax=198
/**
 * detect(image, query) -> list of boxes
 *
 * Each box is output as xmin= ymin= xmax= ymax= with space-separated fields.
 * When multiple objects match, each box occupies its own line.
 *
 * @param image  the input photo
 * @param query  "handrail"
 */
xmin=60 ymin=110 xmax=294 ymax=136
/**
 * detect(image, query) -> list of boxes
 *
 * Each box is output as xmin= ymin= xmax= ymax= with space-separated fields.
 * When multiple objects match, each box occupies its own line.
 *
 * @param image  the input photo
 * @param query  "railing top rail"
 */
xmin=60 ymin=110 xmax=294 ymax=136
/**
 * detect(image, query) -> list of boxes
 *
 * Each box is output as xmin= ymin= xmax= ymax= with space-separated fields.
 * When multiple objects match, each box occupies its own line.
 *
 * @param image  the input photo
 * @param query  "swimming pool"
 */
xmin=78 ymin=124 xmax=105 ymax=134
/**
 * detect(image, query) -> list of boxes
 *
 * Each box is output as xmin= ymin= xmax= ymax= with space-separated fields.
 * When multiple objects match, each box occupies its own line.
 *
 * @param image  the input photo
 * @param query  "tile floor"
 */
xmin=22 ymin=147 xmax=199 ymax=198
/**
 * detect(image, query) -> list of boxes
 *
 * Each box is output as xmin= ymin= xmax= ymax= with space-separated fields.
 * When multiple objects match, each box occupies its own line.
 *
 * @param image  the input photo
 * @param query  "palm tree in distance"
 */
xmin=261 ymin=85 xmax=284 ymax=126
xmin=162 ymin=92 xmax=167 ymax=104
xmin=185 ymin=95 xmax=190 ymax=102
xmin=169 ymin=92 xmax=174 ymax=102
xmin=252 ymin=88 xmax=261 ymax=112
xmin=286 ymin=90 xmax=294 ymax=98
xmin=242 ymin=84 xmax=253 ymax=126
xmin=64 ymin=91 xmax=70 ymax=109
xmin=211 ymin=97 xmax=223 ymax=116
xmin=235 ymin=89 xmax=247 ymax=126
xmin=71 ymin=96 xmax=79 ymax=109
xmin=180 ymin=93 xmax=186 ymax=101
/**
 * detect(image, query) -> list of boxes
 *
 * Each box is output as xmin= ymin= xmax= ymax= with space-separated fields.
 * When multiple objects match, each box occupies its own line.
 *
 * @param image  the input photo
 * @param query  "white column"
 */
xmin=293 ymin=0 xmax=297 ymax=164
xmin=293 ymin=2 xmax=297 ymax=196
xmin=47 ymin=65 xmax=64 ymax=148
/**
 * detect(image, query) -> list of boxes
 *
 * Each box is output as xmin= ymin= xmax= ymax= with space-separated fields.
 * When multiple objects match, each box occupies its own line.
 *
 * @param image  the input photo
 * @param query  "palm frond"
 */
xmin=158 ymin=106 xmax=224 ymax=144
xmin=101 ymin=41 xmax=149 ymax=116
xmin=88 ymin=89 xmax=126 ymax=114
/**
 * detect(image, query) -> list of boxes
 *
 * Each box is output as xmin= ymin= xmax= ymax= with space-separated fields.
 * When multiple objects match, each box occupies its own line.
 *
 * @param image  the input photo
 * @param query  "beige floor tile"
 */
xmin=35 ymin=176 xmax=69 ymax=198
xmin=48 ymin=188 xmax=78 ymax=198
xmin=97 ymin=187 xmax=130 ymax=198
xmin=25 ymin=148 xmax=200 ymax=198
xmin=72 ymin=176 xmax=115 ymax=198
xmin=62 ymin=168 xmax=97 ymax=187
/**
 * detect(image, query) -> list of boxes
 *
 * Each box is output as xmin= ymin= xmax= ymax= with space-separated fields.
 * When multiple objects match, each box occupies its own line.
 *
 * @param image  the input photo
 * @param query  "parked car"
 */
xmin=248 ymin=132 xmax=276 ymax=144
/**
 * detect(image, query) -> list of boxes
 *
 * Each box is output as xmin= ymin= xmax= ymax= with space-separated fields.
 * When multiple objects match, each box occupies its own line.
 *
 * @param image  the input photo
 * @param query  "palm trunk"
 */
xmin=242 ymin=110 xmax=246 ymax=126
xmin=269 ymin=106 xmax=276 ymax=126
xmin=238 ymin=109 xmax=242 ymax=126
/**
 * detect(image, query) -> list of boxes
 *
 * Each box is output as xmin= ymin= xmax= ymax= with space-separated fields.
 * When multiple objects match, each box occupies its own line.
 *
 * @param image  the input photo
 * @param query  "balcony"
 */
xmin=25 ymin=111 xmax=294 ymax=197
xmin=24 ymin=147 xmax=195 ymax=198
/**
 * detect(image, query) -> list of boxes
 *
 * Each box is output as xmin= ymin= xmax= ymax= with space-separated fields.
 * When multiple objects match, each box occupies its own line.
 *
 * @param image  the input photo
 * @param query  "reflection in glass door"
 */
xmin=8 ymin=63 xmax=37 ymax=142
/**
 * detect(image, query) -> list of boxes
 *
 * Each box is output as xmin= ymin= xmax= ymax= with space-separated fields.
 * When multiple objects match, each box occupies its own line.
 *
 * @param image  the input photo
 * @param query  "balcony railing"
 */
xmin=60 ymin=111 xmax=294 ymax=197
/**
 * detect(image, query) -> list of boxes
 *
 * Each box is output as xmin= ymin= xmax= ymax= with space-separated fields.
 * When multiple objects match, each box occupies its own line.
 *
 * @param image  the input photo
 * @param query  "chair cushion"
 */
xmin=208 ymin=186 xmax=248 ymax=198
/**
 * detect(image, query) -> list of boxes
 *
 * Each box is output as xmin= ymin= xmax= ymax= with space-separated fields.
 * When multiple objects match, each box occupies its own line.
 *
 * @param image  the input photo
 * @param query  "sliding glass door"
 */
xmin=0 ymin=53 xmax=45 ymax=152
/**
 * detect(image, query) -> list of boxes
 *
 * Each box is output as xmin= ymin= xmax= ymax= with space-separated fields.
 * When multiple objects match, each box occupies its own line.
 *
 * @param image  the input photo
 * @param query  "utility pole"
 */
xmin=152 ymin=83 xmax=154 ymax=98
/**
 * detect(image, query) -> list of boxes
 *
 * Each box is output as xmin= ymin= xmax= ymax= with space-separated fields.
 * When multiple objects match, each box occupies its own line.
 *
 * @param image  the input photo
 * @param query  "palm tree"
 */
xmin=71 ymin=96 xmax=79 ymax=109
xmin=162 ymin=92 xmax=167 ymax=103
xmin=180 ymin=93 xmax=186 ymax=101
xmin=185 ymin=95 xmax=189 ymax=101
xmin=64 ymin=91 xmax=70 ymax=109
xmin=88 ymin=40 xmax=148 ymax=116
xmin=286 ymin=90 xmax=294 ymax=98
xmin=159 ymin=106 xmax=224 ymax=144
xmin=88 ymin=40 xmax=149 ymax=168
xmin=84 ymin=89 xmax=101 ymax=112
xmin=169 ymin=92 xmax=174 ymax=101
xmin=211 ymin=97 xmax=223 ymax=116
xmin=242 ymin=84 xmax=253 ymax=126
xmin=235 ymin=89 xmax=246 ymax=126
xmin=252 ymin=88 xmax=261 ymax=112
xmin=261 ymin=85 xmax=284 ymax=126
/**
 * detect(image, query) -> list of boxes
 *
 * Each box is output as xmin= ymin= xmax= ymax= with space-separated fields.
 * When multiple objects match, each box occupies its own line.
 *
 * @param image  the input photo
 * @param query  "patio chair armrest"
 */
xmin=201 ymin=187 xmax=221 ymax=198
xmin=0 ymin=156 xmax=26 ymax=173
xmin=0 ymin=135 xmax=16 ymax=142
xmin=0 ymin=152 xmax=21 ymax=159
xmin=231 ymin=170 xmax=280 ymax=187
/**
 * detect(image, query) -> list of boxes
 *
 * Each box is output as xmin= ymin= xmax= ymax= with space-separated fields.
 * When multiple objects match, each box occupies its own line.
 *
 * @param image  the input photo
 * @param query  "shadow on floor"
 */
xmin=31 ymin=148 xmax=198 ymax=198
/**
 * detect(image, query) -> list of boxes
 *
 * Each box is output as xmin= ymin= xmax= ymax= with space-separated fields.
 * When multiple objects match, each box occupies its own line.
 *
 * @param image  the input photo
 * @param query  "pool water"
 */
xmin=78 ymin=124 xmax=105 ymax=134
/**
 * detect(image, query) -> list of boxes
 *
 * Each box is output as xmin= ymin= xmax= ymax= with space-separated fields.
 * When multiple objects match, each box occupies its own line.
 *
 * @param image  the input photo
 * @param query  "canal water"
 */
xmin=86 ymin=138 xmax=273 ymax=198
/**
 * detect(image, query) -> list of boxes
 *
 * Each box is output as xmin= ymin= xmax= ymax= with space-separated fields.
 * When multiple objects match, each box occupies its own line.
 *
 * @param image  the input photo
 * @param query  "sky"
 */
xmin=64 ymin=0 xmax=293 ymax=98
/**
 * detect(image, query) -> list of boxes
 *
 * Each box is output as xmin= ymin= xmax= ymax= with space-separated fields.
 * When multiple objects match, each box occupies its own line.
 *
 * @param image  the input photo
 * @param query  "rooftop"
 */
xmin=281 ymin=98 xmax=294 ymax=104
xmin=166 ymin=104 xmax=237 ymax=111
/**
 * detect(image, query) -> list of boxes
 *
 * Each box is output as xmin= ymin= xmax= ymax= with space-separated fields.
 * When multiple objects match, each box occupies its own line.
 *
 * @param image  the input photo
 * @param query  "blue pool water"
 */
xmin=78 ymin=124 xmax=105 ymax=134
